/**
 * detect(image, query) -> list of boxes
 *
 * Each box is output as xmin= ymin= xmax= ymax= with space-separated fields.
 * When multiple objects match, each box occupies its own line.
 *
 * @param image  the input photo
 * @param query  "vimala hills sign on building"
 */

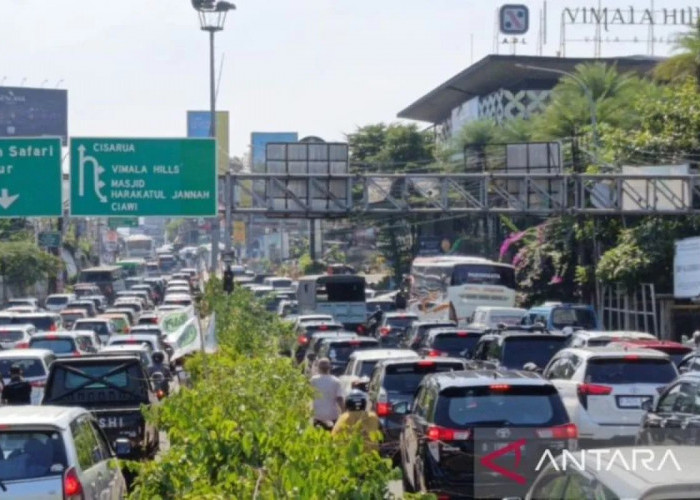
xmin=563 ymin=6 xmax=700 ymax=28
xmin=70 ymin=138 xmax=216 ymax=216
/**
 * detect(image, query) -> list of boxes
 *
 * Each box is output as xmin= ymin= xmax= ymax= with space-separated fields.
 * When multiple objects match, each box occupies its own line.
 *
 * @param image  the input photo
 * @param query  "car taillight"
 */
xmin=15 ymin=342 xmax=28 ymax=349
xmin=379 ymin=327 xmax=391 ymax=336
xmin=489 ymin=384 xmax=511 ymax=391
xmin=64 ymin=467 xmax=83 ymax=499
xmin=49 ymin=324 xmax=57 ymax=332
xmin=349 ymin=341 xmax=361 ymax=346
xmin=577 ymin=383 xmax=612 ymax=409
xmin=30 ymin=381 xmax=45 ymax=388
xmin=376 ymin=402 xmax=392 ymax=417
xmin=456 ymin=331 xmax=469 ymax=337
xmin=297 ymin=335 xmax=308 ymax=345
xmin=72 ymin=351 xmax=81 ymax=357
xmin=417 ymin=360 xmax=435 ymax=367
xmin=577 ymin=383 xmax=612 ymax=396
xmin=536 ymin=423 xmax=578 ymax=440
xmin=319 ymin=324 xmax=328 ymax=331
xmin=427 ymin=349 xmax=442 ymax=357
xmin=624 ymin=354 xmax=640 ymax=360
xmin=427 ymin=425 xmax=471 ymax=441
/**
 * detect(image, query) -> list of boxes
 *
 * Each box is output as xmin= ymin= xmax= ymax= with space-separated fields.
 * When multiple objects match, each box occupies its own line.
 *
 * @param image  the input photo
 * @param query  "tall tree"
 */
xmin=654 ymin=22 xmax=700 ymax=84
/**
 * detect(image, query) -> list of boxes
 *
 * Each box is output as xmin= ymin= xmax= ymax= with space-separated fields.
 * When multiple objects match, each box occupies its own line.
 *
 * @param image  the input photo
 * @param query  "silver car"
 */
xmin=0 ymin=405 xmax=127 ymax=498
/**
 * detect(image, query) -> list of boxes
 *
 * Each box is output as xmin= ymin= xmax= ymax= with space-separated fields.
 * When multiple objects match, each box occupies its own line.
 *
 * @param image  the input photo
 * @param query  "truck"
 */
xmin=41 ymin=355 xmax=160 ymax=458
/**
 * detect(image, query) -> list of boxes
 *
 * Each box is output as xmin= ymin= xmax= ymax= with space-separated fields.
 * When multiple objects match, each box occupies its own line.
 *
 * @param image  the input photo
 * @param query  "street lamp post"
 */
xmin=515 ymin=63 xmax=599 ymax=165
xmin=191 ymin=0 xmax=235 ymax=274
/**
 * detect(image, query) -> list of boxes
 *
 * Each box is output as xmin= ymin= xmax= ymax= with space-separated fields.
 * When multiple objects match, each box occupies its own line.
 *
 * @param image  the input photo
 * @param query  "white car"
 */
xmin=0 ymin=324 xmax=36 ymax=349
xmin=339 ymin=349 xmax=419 ymax=396
xmin=294 ymin=314 xmax=334 ymax=329
xmin=566 ymin=330 xmax=656 ymax=348
xmin=468 ymin=306 xmax=527 ymax=329
xmin=163 ymin=293 xmax=193 ymax=308
xmin=0 ymin=348 xmax=55 ymax=404
xmin=45 ymin=293 xmax=76 ymax=312
xmin=5 ymin=298 xmax=41 ymax=310
xmin=0 ymin=406 xmax=127 ymax=498
xmin=543 ymin=346 xmax=677 ymax=444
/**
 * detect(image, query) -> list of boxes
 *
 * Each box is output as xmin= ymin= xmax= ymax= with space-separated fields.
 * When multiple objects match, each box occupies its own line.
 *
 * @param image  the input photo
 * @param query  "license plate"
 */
xmin=617 ymin=396 xmax=650 ymax=408
xmin=98 ymin=417 xmax=127 ymax=428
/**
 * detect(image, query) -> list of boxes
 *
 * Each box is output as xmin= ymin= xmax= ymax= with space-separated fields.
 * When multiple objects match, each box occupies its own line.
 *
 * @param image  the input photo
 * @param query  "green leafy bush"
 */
xmin=130 ymin=286 xmax=395 ymax=499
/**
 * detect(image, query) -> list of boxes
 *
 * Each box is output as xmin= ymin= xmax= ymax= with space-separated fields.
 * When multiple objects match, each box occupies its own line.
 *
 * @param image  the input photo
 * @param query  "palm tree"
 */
xmin=654 ymin=22 xmax=700 ymax=83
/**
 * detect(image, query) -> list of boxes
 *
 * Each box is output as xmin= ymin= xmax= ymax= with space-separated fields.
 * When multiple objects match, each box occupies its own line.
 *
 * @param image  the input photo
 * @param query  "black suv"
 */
xmin=417 ymin=328 xmax=484 ymax=358
xmin=375 ymin=312 xmax=419 ymax=347
xmin=42 ymin=354 xmax=160 ymax=458
xmin=399 ymin=370 xmax=576 ymax=498
xmin=637 ymin=371 xmax=700 ymax=446
xmin=315 ymin=336 xmax=380 ymax=375
xmin=402 ymin=320 xmax=456 ymax=351
xmin=367 ymin=357 xmax=468 ymax=454
xmin=471 ymin=332 xmax=568 ymax=371
xmin=294 ymin=321 xmax=344 ymax=363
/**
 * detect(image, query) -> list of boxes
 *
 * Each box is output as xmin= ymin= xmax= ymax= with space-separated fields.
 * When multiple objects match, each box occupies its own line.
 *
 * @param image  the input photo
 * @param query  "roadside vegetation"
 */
xmin=130 ymin=281 xmax=398 ymax=499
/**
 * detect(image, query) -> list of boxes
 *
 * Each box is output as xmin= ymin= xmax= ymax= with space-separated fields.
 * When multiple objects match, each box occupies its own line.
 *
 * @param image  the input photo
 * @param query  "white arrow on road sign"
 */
xmin=0 ymin=189 xmax=19 ymax=210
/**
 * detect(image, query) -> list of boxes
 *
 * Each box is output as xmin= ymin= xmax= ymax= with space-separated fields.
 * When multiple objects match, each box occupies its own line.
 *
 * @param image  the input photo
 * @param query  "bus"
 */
xmin=296 ymin=275 xmax=366 ymax=330
xmin=409 ymin=256 xmax=516 ymax=326
xmin=78 ymin=266 xmax=126 ymax=303
xmin=115 ymin=258 xmax=147 ymax=278
xmin=124 ymin=234 xmax=155 ymax=260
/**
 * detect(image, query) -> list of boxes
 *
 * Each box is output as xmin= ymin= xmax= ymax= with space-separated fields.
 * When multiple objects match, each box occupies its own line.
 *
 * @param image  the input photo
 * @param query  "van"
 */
xmin=522 ymin=303 xmax=600 ymax=333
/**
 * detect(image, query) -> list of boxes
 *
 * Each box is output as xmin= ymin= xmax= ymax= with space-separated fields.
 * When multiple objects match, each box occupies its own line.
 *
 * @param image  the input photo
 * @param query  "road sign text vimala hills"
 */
xmin=70 ymin=138 xmax=216 ymax=216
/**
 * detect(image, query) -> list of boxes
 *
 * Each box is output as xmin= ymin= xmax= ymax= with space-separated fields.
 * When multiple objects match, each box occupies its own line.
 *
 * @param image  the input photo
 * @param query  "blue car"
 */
xmin=522 ymin=302 xmax=601 ymax=332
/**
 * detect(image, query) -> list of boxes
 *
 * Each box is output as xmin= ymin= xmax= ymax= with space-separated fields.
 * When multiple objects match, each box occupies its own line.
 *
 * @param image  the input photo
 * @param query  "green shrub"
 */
xmin=130 ymin=287 xmax=395 ymax=499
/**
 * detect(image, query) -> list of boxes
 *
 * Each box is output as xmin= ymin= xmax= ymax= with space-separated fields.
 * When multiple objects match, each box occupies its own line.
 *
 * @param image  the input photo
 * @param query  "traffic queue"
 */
xmin=0 ymin=253 xmax=203 ymax=498
xmin=272 ymin=262 xmax=700 ymax=500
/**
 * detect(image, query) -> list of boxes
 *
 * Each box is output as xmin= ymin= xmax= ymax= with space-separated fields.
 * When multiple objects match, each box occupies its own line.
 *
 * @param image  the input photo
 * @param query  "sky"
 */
xmin=0 ymin=0 xmax=693 ymax=157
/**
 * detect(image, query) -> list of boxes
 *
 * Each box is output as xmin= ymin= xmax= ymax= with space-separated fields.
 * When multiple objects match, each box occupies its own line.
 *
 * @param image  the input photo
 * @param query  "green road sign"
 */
xmin=70 ymin=138 xmax=216 ymax=216
xmin=0 ymin=138 xmax=62 ymax=217
xmin=38 ymin=231 xmax=61 ymax=248
xmin=108 ymin=217 xmax=139 ymax=229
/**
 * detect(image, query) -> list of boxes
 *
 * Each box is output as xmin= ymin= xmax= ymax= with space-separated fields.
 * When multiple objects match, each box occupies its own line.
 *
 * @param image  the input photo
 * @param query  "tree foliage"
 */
xmin=654 ymin=22 xmax=700 ymax=83
xmin=347 ymin=122 xmax=434 ymax=170
xmin=131 ymin=285 xmax=395 ymax=498
xmin=0 ymin=241 xmax=63 ymax=294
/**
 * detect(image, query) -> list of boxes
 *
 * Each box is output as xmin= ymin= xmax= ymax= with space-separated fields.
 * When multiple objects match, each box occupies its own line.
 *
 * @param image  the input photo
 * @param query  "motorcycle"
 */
xmin=150 ymin=371 xmax=170 ymax=399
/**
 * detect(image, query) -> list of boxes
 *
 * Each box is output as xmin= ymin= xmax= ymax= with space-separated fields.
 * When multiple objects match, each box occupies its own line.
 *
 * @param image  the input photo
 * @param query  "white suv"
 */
xmin=0 ymin=405 xmax=126 ymax=498
xmin=566 ymin=330 xmax=656 ymax=348
xmin=543 ymin=346 xmax=677 ymax=443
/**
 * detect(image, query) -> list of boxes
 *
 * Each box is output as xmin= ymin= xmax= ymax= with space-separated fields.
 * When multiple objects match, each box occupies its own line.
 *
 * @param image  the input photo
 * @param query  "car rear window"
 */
xmin=11 ymin=316 xmax=56 ymax=331
xmin=46 ymin=296 xmax=69 ymax=305
xmin=305 ymin=324 xmax=343 ymax=334
xmin=502 ymin=336 xmax=568 ymax=369
xmin=76 ymin=322 xmax=108 ymax=334
xmin=435 ymin=385 xmax=568 ymax=427
xmin=490 ymin=314 xmax=525 ymax=326
xmin=384 ymin=362 xmax=465 ymax=394
xmin=111 ymin=339 xmax=153 ymax=349
xmin=359 ymin=361 xmax=379 ymax=378
xmin=61 ymin=313 xmax=83 ymax=322
xmin=0 ymin=431 xmax=67 ymax=481
xmin=0 ymin=330 xmax=24 ymax=342
xmin=433 ymin=333 xmax=481 ymax=354
xmin=0 ymin=359 xmax=46 ymax=378
xmin=328 ymin=341 xmax=378 ymax=361
xmin=0 ymin=317 xmax=12 ymax=326
xmin=29 ymin=339 xmax=75 ymax=354
xmin=585 ymin=358 xmax=677 ymax=385
xmin=387 ymin=317 xmax=417 ymax=329
xmin=165 ymin=299 xmax=192 ymax=307
xmin=551 ymin=307 xmax=597 ymax=330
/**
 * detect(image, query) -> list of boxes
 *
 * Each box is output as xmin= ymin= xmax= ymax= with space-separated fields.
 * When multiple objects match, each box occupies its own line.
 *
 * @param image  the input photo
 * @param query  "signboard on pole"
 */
xmin=499 ymin=4 xmax=529 ymax=35
xmin=233 ymin=220 xmax=246 ymax=244
xmin=187 ymin=111 xmax=230 ymax=175
xmin=674 ymin=236 xmax=700 ymax=299
xmin=69 ymin=138 xmax=216 ymax=217
xmin=38 ymin=231 xmax=61 ymax=249
xmin=0 ymin=137 xmax=62 ymax=217
xmin=108 ymin=217 xmax=139 ymax=229
xmin=0 ymin=87 xmax=68 ymax=145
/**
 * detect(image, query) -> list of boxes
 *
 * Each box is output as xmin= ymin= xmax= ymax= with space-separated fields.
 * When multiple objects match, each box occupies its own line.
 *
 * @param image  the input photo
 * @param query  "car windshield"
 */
xmin=46 ymin=296 xmax=69 ymax=305
xmin=435 ymin=385 xmax=567 ymax=428
xmin=433 ymin=333 xmax=481 ymax=354
xmin=0 ymin=359 xmax=46 ymax=378
xmin=386 ymin=317 xmax=417 ymax=330
xmin=585 ymin=358 xmax=677 ymax=385
xmin=29 ymin=339 xmax=75 ymax=354
xmin=11 ymin=316 xmax=56 ymax=331
xmin=0 ymin=330 xmax=24 ymax=342
xmin=551 ymin=307 xmax=597 ymax=329
xmin=502 ymin=336 xmax=568 ymax=369
xmin=0 ymin=431 xmax=67 ymax=481
xmin=359 ymin=361 xmax=378 ymax=378
xmin=383 ymin=362 xmax=465 ymax=394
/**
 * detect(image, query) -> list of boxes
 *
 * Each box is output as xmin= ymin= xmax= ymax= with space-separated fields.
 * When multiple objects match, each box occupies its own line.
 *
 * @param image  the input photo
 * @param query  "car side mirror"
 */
xmin=641 ymin=399 xmax=653 ymax=412
xmin=392 ymin=401 xmax=410 ymax=416
xmin=113 ymin=438 xmax=132 ymax=458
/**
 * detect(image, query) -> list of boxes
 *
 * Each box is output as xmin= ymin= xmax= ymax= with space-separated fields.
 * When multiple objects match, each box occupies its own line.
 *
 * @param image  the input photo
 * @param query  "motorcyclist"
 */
xmin=332 ymin=390 xmax=381 ymax=452
xmin=148 ymin=351 xmax=172 ymax=396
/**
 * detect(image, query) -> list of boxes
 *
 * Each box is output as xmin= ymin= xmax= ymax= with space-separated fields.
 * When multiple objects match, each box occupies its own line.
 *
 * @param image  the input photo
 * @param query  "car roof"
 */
xmin=474 ymin=306 xmax=526 ymax=313
xmin=61 ymin=309 xmax=86 ymax=314
xmin=31 ymin=331 xmax=81 ymax=339
xmin=426 ymin=369 xmax=551 ymax=389
xmin=101 ymin=345 xmax=150 ymax=353
xmin=0 ymin=324 xmax=34 ymax=331
xmin=0 ymin=348 xmax=54 ymax=358
xmin=562 ymin=446 xmax=700 ymax=496
xmin=426 ymin=327 xmax=483 ymax=338
xmin=320 ymin=337 xmax=378 ymax=345
xmin=109 ymin=333 xmax=155 ymax=341
xmin=560 ymin=346 xmax=671 ymax=359
xmin=0 ymin=405 xmax=87 ymax=429
xmin=298 ymin=314 xmax=333 ymax=321
xmin=411 ymin=320 xmax=456 ymax=327
xmin=75 ymin=318 xmax=110 ymax=323
xmin=377 ymin=356 xmax=468 ymax=368
xmin=164 ymin=293 xmax=192 ymax=300
xmin=575 ymin=330 xmax=655 ymax=339
xmin=528 ymin=303 xmax=593 ymax=312
xmin=348 ymin=349 xmax=419 ymax=361
xmin=12 ymin=312 xmax=58 ymax=318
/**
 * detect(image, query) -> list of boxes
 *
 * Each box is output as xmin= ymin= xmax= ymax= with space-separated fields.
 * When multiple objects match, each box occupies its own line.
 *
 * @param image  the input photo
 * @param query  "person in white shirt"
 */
xmin=310 ymin=357 xmax=344 ymax=427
